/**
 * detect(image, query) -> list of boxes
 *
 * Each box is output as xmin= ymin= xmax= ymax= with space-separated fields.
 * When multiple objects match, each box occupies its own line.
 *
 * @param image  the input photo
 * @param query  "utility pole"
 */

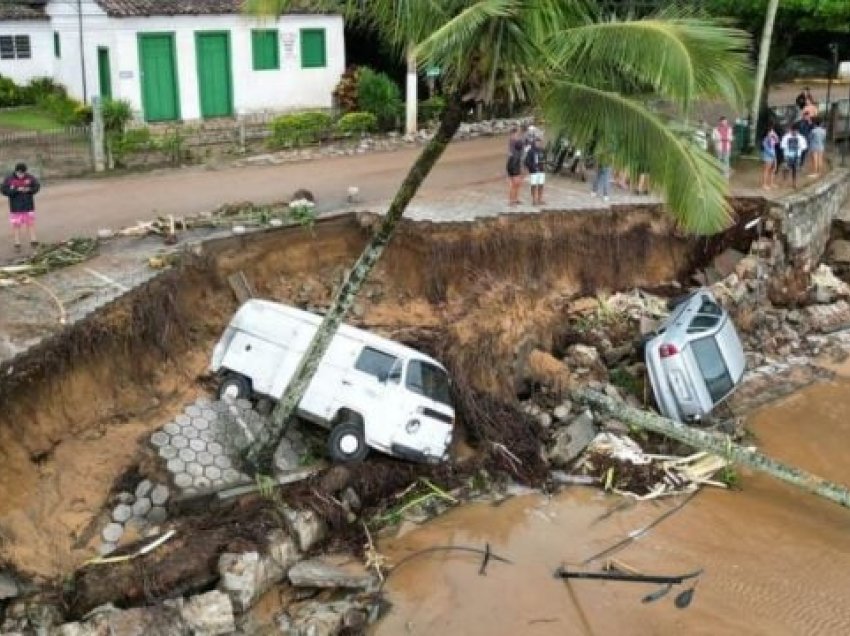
xmin=749 ymin=0 xmax=780 ymax=151
xmin=77 ymin=0 xmax=88 ymax=102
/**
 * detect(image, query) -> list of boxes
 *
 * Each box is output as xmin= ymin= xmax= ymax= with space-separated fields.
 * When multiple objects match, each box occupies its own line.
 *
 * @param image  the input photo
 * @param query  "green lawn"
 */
xmin=0 ymin=107 xmax=64 ymax=132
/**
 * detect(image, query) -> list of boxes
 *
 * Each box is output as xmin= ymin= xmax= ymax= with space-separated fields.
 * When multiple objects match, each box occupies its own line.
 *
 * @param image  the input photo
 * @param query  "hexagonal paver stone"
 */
xmin=183 ymin=426 xmax=200 ymax=440
xmin=150 ymin=431 xmax=170 ymax=448
xmin=204 ymin=465 xmax=222 ymax=481
xmin=222 ymin=468 xmax=244 ymax=484
xmin=158 ymin=445 xmax=178 ymax=460
xmin=171 ymin=435 xmax=188 ymax=450
xmin=166 ymin=458 xmax=186 ymax=474
xmin=214 ymin=455 xmax=232 ymax=470
xmin=176 ymin=413 xmax=191 ymax=427
xmin=178 ymin=448 xmax=197 ymax=463
xmin=102 ymin=522 xmax=124 ymax=543
xmin=195 ymin=451 xmax=213 ymax=467
xmin=201 ymin=408 xmax=216 ymax=421
xmin=135 ymin=479 xmax=153 ymax=499
xmin=207 ymin=441 xmax=223 ymax=456
xmin=186 ymin=405 xmax=202 ymax=418
xmin=196 ymin=395 xmax=211 ymax=407
xmin=116 ymin=491 xmax=135 ymax=505
xmin=150 ymin=485 xmax=170 ymax=506
xmin=174 ymin=473 xmax=193 ymax=489
xmin=186 ymin=462 xmax=204 ymax=478
xmin=164 ymin=422 xmax=181 ymax=436
xmin=193 ymin=476 xmax=212 ymax=490
xmin=199 ymin=430 xmax=216 ymax=443
xmin=212 ymin=401 xmax=228 ymax=413
xmin=147 ymin=506 xmax=168 ymax=524
xmin=99 ymin=542 xmax=117 ymax=556
xmin=112 ymin=504 xmax=133 ymax=523
xmin=189 ymin=438 xmax=206 ymax=453
xmin=132 ymin=498 xmax=152 ymax=517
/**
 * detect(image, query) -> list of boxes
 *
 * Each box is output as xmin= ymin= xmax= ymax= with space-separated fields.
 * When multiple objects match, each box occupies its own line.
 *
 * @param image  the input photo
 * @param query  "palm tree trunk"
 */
xmin=405 ymin=45 xmax=418 ymax=135
xmin=576 ymin=388 xmax=850 ymax=510
xmin=244 ymin=94 xmax=466 ymax=473
xmin=749 ymin=0 xmax=780 ymax=150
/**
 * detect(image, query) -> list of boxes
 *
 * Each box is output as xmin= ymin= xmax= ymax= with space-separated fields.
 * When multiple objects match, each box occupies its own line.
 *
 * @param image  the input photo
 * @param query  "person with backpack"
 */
xmin=525 ymin=136 xmax=546 ymax=205
xmin=781 ymin=125 xmax=807 ymax=189
xmin=1 ymin=162 xmax=41 ymax=252
xmin=711 ymin=116 xmax=734 ymax=178
xmin=761 ymin=127 xmax=779 ymax=189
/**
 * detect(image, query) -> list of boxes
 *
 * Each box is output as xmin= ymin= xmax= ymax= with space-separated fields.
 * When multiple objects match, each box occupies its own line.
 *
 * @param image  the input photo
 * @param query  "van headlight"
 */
xmin=406 ymin=419 xmax=420 ymax=434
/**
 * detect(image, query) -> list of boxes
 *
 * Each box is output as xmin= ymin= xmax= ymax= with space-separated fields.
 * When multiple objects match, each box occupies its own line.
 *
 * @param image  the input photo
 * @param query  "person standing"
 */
xmin=506 ymin=127 xmax=525 ymax=206
xmin=1 ymin=162 xmax=40 ymax=252
xmin=760 ymin=127 xmax=779 ymax=189
xmin=808 ymin=118 xmax=827 ymax=177
xmin=525 ymin=137 xmax=546 ymax=205
xmin=711 ymin=116 xmax=734 ymax=178
xmin=797 ymin=112 xmax=814 ymax=169
xmin=781 ymin=125 xmax=807 ymax=190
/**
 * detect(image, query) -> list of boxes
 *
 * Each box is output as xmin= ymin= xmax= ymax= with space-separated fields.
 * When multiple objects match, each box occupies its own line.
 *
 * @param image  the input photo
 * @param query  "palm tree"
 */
xmin=241 ymin=0 xmax=751 ymax=473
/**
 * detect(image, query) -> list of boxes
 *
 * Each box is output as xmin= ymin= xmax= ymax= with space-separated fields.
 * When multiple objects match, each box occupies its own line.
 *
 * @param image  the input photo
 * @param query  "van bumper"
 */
xmin=390 ymin=443 xmax=443 ymax=464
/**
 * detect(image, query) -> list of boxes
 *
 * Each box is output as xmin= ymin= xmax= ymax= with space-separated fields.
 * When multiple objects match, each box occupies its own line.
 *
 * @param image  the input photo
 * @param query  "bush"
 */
xmin=23 ymin=77 xmax=66 ymax=103
xmin=269 ymin=111 xmax=333 ymax=147
xmin=102 ymin=98 xmax=133 ymax=132
xmin=335 ymin=111 xmax=377 ymax=136
xmin=0 ymin=75 xmax=25 ymax=107
xmin=333 ymin=65 xmax=360 ymax=113
xmin=356 ymin=67 xmax=402 ymax=131
xmin=107 ymin=127 xmax=153 ymax=166
xmin=418 ymin=96 xmax=446 ymax=124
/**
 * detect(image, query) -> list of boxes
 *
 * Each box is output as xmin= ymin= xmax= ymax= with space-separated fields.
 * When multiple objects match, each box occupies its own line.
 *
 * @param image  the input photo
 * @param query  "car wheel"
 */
xmin=328 ymin=420 xmax=369 ymax=463
xmin=218 ymin=373 xmax=251 ymax=402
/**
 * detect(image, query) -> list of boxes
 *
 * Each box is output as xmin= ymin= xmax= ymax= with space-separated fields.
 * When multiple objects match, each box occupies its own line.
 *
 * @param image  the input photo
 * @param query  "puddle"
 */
xmin=375 ymin=379 xmax=850 ymax=636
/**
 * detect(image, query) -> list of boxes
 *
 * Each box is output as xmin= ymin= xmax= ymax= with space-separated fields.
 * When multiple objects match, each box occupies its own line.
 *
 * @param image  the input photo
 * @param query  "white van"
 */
xmin=210 ymin=300 xmax=455 ymax=464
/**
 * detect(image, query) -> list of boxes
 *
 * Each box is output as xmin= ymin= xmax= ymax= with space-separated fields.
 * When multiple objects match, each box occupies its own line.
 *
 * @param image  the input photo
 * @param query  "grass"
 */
xmin=0 ymin=107 xmax=64 ymax=132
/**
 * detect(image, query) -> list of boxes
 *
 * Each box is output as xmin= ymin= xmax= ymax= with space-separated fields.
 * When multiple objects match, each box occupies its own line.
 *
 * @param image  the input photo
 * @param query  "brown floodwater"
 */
xmin=374 ymin=369 xmax=850 ymax=636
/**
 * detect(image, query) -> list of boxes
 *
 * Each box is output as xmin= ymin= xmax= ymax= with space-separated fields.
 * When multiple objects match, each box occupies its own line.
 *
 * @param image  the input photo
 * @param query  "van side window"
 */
xmin=691 ymin=336 xmax=734 ymax=403
xmin=406 ymin=360 xmax=453 ymax=407
xmin=354 ymin=347 xmax=398 ymax=381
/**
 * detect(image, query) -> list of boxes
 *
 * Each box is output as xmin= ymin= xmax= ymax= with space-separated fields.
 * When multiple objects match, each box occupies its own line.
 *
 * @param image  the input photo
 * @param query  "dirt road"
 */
xmin=0 ymin=137 xmax=507 ymax=262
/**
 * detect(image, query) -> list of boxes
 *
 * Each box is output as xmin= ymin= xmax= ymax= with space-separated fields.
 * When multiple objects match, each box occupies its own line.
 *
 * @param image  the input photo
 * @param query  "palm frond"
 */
xmin=550 ymin=18 xmax=752 ymax=113
xmin=544 ymin=82 xmax=733 ymax=235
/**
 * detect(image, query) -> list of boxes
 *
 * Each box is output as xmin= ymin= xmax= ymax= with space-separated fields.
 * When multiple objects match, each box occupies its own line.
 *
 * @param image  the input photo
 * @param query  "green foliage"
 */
xmin=269 ymin=111 xmax=333 ymax=147
xmin=335 ymin=111 xmax=377 ymax=136
xmin=287 ymin=197 xmax=317 ymax=228
xmin=609 ymin=367 xmax=642 ymax=398
xmin=37 ymin=92 xmax=90 ymax=126
xmin=107 ymin=127 xmax=153 ymax=166
xmin=23 ymin=77 xmax=66 ymax=103
xmin=356 ymin=67 xmax=402 ymax=131
xmin=418 ymin=95 xmax=446 ymax=124
xmin=0 ymin=74 xmax=25 ymax=107
xmin=102 ymin=98 xmax=133 ymax=132
xmin=333 ymin=65 xmax=360 ymax=112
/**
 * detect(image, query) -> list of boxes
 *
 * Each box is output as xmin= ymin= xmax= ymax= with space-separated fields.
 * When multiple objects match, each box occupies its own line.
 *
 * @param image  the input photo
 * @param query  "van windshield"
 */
xmin=405 ymin=360 xmax=452 ymax=407
xmin=690 ymin=336 xmax=734 ymax=403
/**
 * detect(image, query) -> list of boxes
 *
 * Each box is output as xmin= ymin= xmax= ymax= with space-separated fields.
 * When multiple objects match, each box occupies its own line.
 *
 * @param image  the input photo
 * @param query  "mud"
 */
xmin=375 ymin=374 xmax=850 ymax=636
xmin=0 ymin=204 xmax=759 ymax=579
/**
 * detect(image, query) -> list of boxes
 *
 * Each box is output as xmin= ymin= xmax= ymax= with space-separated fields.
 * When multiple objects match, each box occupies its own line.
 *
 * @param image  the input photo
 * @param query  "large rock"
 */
xmin=713 ymin=248 xmax=745 ymax=278
xmin=566 ymin=344 xmax=601 ymax=368
xmin=811 ymin=264 xmax=850 ymax=304
xmin=284 ymin=600 xmax=369 ymax=636
xmin=547 ymin=410 xmax=597 ymax=468
xmin=0 ymin=571 xmax=18 ymax=599
xmin=288 ymin=559 xmax=376 ymax=590
xmin=285 ymin=507 xmax=327 ymax=552
xmin=828 ymin=239 xmax=850 ymax=264
xmin=218 ymin=551 xmax=285 ymax=613
xmin=106 ymin=606 xmax=184 ymax=636
xmin=804 ymin=301 xmax=850 ymax=333
xmin=180 ymin=590 xmax=235 ymax=636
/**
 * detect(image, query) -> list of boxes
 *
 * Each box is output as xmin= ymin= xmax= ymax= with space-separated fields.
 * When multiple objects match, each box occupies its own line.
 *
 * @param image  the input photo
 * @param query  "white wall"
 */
xmin=0 ymin=21 xmax=55 ymax=85
xmin=46 ymin=6 xmax=345 ymax=121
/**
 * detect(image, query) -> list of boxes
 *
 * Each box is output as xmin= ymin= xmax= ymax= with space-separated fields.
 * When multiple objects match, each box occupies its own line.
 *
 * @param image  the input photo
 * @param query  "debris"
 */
xmin=179 ymin=590 xmax=235 ymax=635
xmin=288 ymin=559 xmax=376 ymax=589
xmin=554 ymin=566 xmax=702 ymax=609
xmin=547 ymin=410 xmax=597 ymax=468
xmin=810 ymin=264 xmax=850 ymax=304
xmin=85 ymin=529 xmax=176 ymax=566
xmin=0 ymin=571 xmax=19 ymax=599
xmin=218 ymin=551 xmax=286 ymax=613
xmin=227 ymin=271 xmax=255 ymax=304
xmin=712 ymin=248 xmax=746 ymax=278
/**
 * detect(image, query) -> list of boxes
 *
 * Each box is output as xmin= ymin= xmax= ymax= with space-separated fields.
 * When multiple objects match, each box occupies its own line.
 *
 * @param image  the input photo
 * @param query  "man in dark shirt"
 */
xmin=525 ymin=137 xmax=546 ymax=205
xmin=1 ymin=162 xmax=41 ymax=252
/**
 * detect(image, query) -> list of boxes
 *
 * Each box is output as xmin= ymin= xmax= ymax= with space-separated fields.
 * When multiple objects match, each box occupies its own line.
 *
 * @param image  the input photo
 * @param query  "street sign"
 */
xmin=426 ymin=66 xmax=441 ymax=78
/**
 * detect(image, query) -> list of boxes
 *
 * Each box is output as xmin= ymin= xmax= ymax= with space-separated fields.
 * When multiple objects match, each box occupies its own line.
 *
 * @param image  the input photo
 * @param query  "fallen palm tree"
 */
xmin=576 ymin=389 xmax=850 ymax=510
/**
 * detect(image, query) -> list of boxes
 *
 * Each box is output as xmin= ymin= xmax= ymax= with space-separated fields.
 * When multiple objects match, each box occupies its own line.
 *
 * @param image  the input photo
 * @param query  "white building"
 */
xmin=0 ymin=0 xmax=345 ymax=122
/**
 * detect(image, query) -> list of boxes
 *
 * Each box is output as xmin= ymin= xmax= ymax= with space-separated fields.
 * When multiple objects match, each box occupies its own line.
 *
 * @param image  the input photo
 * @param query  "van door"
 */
xmin=221 ymin=330 xmax=283 ymax=396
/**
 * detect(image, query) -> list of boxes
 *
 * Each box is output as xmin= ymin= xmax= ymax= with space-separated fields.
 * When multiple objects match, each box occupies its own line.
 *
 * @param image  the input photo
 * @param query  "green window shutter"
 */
xmin=53 ymin=32 xmax=60 ymax=58
xmin=300 ymin=28 xmax=326 ymax=69
xmin=251 ymin=29 xmax=279 ymax=70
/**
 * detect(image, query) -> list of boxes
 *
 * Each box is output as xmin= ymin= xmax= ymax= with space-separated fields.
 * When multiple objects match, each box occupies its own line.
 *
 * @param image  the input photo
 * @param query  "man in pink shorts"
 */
xmin=1 ymin=162 xmax=40 ymax=252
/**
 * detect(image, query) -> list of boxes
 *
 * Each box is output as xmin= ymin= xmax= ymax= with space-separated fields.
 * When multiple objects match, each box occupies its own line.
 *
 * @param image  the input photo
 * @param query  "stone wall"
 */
xmin=771 ymin=168 xmax=850 ymax=268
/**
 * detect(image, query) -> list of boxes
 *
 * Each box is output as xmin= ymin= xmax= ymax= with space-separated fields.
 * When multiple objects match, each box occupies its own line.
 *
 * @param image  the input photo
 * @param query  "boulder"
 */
xmin=218 ymin=551 xmax=285 ymax=613
xmin=713 ymin=248 xmax=745 ymax=278
xmin=547 ymin=410 xmax=597 ymax=468
xmin=285 ymin=600 xmax=369 ymax=636
xmin=180 ymin=590 xmax=235 ymax=636
xmin=288 ymin=559 xmax=376 ymax=590
xmin=0 ymin=571 xmax=18 ymax=600
xmin=566 ymin=344 xmax=601 ymax=368
xmin=827 ymin=239 xmax=850 ymax=264
xmin=811 ymin=264 xmax=850 ymax=304
xmin=285 ymin=507 xmax=327 ymax=552
xmin=552 ymin=402 xmax=572 ymax=422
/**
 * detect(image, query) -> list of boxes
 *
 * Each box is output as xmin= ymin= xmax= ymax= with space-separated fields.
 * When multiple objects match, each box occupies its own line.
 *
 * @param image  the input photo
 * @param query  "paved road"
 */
xmin=1 ymin=137 xmax=507 ymax=262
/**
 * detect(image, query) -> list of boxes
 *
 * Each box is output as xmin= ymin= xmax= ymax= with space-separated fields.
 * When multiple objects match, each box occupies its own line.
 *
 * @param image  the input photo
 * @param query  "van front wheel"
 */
xmin=218 ymin=373 xmax=251 ymax=402
xmin=328 ymin=421 xmax=369 ymax=463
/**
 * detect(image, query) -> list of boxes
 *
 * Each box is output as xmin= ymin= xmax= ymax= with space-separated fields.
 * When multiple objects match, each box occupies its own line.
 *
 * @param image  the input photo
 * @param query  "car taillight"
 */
xmin=659 ymin=343 xmax=679 ymax=358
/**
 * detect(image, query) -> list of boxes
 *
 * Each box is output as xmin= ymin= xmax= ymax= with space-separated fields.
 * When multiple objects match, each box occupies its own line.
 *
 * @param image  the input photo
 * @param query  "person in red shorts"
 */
xmin=1 ymin=162 xmax=40 ymax=252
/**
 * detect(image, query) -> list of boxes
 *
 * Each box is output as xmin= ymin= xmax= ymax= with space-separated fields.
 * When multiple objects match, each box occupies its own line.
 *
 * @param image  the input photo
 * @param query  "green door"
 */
xmin=97 ymin=47 xmax=112 ymax=99
xmin=138 ymin=34 xmax=179 ymax=122
xmin=195 ymin=32 xmax=232 ymax=118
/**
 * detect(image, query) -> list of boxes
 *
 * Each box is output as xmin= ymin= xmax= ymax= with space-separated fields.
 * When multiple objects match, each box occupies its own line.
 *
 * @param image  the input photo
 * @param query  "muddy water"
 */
xmin=376 ymin=376 xmax=850 ymax=636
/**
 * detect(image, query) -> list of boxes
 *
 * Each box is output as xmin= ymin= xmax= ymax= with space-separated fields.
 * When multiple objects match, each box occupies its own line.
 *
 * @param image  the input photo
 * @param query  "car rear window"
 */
xmin=355 ymin=347 xmax=398 ymax=380
xmin=690 ymin=336 xmax=734 ymax=403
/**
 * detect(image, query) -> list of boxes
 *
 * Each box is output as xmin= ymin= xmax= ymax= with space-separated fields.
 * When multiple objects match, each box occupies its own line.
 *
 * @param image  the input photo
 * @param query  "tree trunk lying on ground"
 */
xmin=576 ymin=388 xmax=850 ymax=510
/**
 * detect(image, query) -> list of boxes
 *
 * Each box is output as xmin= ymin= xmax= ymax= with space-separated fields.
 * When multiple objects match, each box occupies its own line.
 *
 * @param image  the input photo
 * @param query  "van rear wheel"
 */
xmin=218 ymin=373 xmax=251 ymax=402
xmin=328 ymin=421 xmax=369 ymax=463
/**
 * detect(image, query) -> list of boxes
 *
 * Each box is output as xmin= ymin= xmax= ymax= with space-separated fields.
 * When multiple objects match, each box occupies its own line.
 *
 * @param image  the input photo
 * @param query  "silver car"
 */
xmin=644 ymin=289 xmax=746 ymax=422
